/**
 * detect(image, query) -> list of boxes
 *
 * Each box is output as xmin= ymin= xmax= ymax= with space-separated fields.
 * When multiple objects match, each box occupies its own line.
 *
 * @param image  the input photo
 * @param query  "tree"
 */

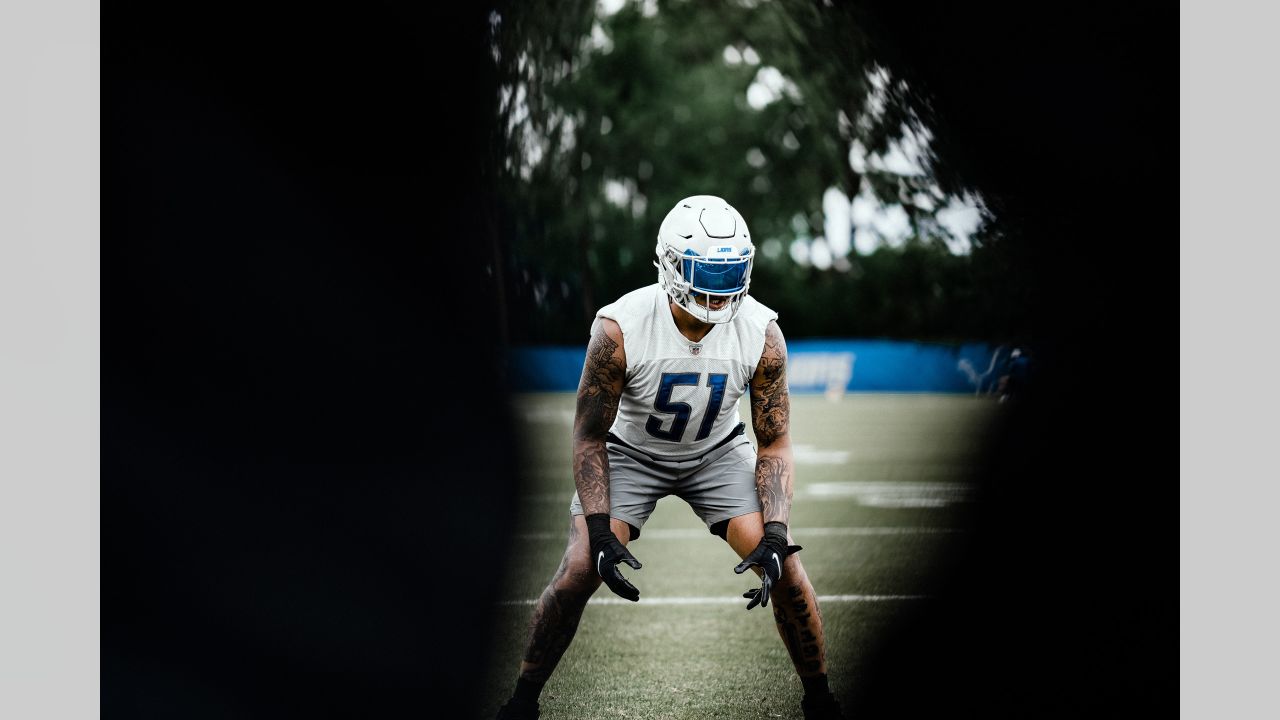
xmin=487 ymin=0 xmax=1012 ymax=343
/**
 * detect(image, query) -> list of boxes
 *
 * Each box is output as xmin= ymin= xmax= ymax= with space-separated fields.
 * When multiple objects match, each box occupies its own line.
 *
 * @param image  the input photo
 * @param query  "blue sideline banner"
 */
xmin=509 ymin=341 xmax=1010 ymax=394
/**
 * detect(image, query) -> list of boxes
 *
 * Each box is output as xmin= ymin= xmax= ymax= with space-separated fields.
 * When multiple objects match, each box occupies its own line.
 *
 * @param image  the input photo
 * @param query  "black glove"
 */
xmin=586 ymin=513 xmax=642 ymax=602
xmin=734 ymin=521 xmax=802 ymax=610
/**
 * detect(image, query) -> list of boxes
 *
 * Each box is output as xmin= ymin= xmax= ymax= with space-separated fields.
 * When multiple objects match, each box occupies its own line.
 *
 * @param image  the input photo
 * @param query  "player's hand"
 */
xmin=585 ymin=513 xmax=642 ymax=601
xmin=734 ymin=521 xmax=802 ymax=610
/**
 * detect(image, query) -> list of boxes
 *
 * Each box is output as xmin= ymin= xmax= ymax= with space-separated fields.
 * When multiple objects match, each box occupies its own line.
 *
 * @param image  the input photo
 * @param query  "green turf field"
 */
xmin=484 ymin=392 xmax=1001 ymax=719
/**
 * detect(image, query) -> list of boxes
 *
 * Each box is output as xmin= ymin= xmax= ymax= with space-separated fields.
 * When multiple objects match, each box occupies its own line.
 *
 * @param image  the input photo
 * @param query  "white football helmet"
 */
xmin=654 ymin=195 xmax=755 ymax=324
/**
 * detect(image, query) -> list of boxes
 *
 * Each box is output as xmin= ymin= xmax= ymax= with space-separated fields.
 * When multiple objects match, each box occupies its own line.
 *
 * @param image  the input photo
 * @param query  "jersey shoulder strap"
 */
xmin=593 ymin=283 xmax=663 ymax=362
xmin=731 ymin=294 xmax=779 ymax=369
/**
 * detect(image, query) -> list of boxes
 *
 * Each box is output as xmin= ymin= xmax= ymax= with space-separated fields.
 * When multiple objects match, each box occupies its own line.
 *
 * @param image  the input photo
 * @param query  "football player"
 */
xmin=496 ymin=196 xmax=844 ymax=719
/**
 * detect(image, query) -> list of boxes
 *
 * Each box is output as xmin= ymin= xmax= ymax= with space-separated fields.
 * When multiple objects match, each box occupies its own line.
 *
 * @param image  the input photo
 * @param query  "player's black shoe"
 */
xmin=495 ymin=698 xmax=539 ymax=720
xmin=801 ymin=690 xmax=845 ymax=720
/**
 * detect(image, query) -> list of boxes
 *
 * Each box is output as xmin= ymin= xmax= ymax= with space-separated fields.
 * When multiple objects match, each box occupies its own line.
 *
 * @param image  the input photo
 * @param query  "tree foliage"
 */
xmin=487 ymin=0 xmax=1020 ymax=343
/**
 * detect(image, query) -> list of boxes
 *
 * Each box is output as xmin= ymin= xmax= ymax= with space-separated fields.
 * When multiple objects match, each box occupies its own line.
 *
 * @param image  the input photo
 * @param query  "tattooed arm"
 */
xmin=749 ymin=320 xmax=794 ymax=525
xmin=572 ymin=318 xmax=627 ymax=516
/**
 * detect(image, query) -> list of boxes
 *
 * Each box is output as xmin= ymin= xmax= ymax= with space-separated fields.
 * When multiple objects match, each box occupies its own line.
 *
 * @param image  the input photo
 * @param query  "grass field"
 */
xmin=483 ymin=392 xmax=1001 ymax=719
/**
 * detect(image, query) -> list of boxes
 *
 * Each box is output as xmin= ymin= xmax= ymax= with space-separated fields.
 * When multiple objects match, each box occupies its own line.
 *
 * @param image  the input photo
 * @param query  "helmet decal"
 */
xmin=698 ymin=208 xmax=737 ymax=238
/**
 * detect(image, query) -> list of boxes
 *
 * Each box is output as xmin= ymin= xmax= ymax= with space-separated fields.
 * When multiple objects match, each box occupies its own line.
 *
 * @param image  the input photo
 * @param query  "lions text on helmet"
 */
xmin=655 ymin=195 xmax=755 ymax=324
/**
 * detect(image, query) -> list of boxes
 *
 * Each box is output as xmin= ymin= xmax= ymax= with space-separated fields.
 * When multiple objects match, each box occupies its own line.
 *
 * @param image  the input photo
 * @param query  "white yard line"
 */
xmin=498 ymin=594 xmax=928 ymax=606
xmin=514 ymin=526 xmax=963 ymax=541
xmin=521 ymin=481 xmax=976 ymax=508
xmin=520 ymin=495 xmax=968 ymax=503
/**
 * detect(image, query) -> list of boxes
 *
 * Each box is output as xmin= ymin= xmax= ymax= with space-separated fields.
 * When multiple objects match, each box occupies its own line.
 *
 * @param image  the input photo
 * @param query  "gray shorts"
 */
xmin=568 ymin=436 xmax=761 ymax=539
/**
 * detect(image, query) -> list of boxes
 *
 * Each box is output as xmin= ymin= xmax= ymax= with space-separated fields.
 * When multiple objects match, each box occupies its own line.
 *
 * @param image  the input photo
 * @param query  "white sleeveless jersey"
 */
xmin=595 ymin=284 xmax=778 ymax=461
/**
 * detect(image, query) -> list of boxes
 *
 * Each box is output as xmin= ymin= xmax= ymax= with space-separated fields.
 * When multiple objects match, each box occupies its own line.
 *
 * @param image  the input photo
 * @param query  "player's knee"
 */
xmin=556 ymin=554 xmax=603 ymax=597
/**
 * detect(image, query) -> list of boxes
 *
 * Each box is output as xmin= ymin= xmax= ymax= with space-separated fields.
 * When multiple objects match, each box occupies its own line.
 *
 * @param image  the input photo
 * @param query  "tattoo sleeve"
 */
xmin=751 ymin=321 xmax=794 ymax=524
xmin=572 ymin=321 xmax=626 ymax=516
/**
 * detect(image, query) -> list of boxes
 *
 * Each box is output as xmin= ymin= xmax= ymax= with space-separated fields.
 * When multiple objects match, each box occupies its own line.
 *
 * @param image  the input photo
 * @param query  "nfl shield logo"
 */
xmin=690 ymin=344 xmax=702 ymax=356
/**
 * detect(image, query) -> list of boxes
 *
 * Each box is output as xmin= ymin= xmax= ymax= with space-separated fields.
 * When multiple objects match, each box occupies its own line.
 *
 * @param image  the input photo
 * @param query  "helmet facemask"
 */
xmin=656 ymin=243 xmax=754 ymax=324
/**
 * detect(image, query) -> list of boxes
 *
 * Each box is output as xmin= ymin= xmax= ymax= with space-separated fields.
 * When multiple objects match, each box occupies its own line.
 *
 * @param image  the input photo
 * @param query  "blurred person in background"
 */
xmin=998 ymin=347 xmax=1032 ymax=403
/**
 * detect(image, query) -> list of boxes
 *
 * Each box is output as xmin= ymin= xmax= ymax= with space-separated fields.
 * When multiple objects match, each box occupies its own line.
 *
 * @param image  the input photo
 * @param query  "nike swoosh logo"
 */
xmin=598 ymin=550 xmax=605 ymax=578
xmin=772 ymin=552 xmax=781 ymax=577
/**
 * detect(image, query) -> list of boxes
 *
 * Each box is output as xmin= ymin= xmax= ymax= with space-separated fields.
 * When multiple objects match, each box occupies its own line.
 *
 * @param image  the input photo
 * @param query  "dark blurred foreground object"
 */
xmin=845 ymin=0 xmax=1172 ymax=717
xmin=105 ymin=4 xmax=514 ymax=718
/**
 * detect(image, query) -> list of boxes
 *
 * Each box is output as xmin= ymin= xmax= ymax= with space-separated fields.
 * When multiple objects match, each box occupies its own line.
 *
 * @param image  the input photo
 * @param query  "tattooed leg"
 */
xmin=517 ymin=514 xmax=630 ymax=683
xmin=768 ymin=558 xmax=827 ymax=676
xmin=725 ymin=512 xmax=828 ymax=676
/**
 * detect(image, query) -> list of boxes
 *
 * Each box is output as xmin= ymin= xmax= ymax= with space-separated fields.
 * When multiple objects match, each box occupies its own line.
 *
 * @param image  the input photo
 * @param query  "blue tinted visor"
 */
xmin=682 ymin=256 xmax=750 ymax=293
